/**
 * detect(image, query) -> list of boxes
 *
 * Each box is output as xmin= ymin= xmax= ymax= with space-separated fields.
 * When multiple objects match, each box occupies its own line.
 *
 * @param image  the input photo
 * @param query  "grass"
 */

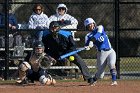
xmin=0 ymin=80 xmax=16 ymax=84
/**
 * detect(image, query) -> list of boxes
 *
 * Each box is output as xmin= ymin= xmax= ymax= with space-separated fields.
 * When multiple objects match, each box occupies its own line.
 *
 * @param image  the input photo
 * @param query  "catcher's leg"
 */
xmin=16 ymin=61 xmax=31 ymax=84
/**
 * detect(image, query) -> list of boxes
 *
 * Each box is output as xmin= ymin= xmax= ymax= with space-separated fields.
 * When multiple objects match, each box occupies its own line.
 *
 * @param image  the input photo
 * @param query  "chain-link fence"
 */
xmin=0 ymin=0 xmax=140 ymax=80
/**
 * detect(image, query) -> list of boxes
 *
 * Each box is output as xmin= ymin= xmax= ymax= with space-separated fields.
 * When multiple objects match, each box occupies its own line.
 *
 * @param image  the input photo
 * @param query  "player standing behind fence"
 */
xmin=49 ymin=3 xmax=78 ymax=29
xmin=28 ymin=4 xmax=50 ymax=41
xmin=16 ymin=41 xmax=56 ymax=85
xmin=84 ymin=18 xmax=118 ymax=86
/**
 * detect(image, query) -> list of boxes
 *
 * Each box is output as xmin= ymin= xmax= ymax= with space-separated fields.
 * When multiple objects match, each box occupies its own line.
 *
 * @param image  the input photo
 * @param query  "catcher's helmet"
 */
xmin=34 ymin=41 xmax=44 ymax=48
xmin=34 ymin=41 xmax=45 ymax=54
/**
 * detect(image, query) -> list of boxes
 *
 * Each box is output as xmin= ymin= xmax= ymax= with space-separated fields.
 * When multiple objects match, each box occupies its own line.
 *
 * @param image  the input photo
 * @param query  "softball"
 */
xmin=69 ymin=56 xmax=75 ymax=61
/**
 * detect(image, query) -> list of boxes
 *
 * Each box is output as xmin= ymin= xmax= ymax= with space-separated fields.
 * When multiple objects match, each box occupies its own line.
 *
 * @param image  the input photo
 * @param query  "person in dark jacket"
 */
xmin=0 ymin=7 xmax=18 ymax=29
xmin=9 ymin=9 xmax=18 ymax=29
xmin=42 ymin=21 xmax=95 ymax=85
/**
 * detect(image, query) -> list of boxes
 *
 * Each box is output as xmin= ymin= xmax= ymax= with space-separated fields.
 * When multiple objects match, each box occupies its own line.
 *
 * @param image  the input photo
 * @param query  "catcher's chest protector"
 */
xmin=29 ymin=54 xmax=41 ymax=72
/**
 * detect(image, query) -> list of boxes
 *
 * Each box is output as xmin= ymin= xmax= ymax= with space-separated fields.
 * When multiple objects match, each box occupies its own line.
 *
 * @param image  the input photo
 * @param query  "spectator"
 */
xmin=0 ymin=6 xmax=18 ymax=48
xmin=9 ymin=8 xmax=18 ymax=29
xmin=28 ymin=4 xmax=50 ymax=41
xmin=0 ymin=6 xmax=18 ymax=79
xmin=49 ymin=3 xmax=78 ymax=29
xmin=84 ymin=18 xmax=118 ymax=86
xmin=0 ymin=7 xmax=18 ymax=29
xmin=42 ymin=21 xmax=94 ymax=85
xmin=16 ymin=41 xmax=56 ymax=85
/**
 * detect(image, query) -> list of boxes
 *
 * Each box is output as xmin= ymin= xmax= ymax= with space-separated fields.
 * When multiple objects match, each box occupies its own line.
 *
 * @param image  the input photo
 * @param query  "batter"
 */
xmin=84 ymin=18 xmax=118 ymax=86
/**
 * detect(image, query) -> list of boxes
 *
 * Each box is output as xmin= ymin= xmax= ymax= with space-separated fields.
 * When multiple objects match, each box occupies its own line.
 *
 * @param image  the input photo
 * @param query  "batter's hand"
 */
xmin=85 ymin=46 xmax=90 ymax=50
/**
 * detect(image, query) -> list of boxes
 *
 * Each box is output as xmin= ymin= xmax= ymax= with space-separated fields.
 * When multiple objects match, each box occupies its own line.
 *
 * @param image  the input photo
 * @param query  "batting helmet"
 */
xmin=84 ymin=18 xmax=96 ymax=27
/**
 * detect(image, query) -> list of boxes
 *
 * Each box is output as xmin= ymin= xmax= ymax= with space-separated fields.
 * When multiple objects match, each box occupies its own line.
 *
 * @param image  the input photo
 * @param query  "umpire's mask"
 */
xmin=49 ymin=21 xmax=60 ymax=38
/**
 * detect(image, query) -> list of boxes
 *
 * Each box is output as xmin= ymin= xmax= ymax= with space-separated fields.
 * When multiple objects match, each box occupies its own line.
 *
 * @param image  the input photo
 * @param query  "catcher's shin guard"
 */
xmin=16 ymin=70 xmax=28 ymax=84
xmin=19 ymin=69 xmax=27 ymax=80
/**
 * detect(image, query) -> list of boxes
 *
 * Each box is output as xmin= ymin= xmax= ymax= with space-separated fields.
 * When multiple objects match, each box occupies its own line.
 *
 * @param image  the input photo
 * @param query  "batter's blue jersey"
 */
xmin=85 ymin=25 xmax=112 ymax=51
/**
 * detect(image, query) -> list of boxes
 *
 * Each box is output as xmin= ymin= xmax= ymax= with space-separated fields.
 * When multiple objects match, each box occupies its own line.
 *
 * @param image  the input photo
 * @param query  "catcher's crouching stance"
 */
xmin=16 ymin=41 xmax=56 ymax=85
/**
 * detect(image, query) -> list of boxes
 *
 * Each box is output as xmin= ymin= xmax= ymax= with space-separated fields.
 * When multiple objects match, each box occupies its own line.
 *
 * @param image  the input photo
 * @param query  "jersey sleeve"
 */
xmin=85 ymin=33 xmax=91 ymax=46
xmin=28 ymin=15 xmax=35 ymax=29
xmin=44 ymin=15 xmax=50 ymax=29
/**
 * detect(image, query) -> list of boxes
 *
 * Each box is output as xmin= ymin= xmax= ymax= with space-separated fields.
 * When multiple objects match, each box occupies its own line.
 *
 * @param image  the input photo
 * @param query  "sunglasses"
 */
xmin=58 ymin=7 xmax=66 ymax=10
xmin=36 ymin=8 xmax=41 ymax=11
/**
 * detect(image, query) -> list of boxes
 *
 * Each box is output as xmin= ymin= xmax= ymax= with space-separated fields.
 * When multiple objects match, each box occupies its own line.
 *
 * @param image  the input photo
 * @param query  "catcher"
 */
xmin=16 ymin=41 xmax=56 ymax=85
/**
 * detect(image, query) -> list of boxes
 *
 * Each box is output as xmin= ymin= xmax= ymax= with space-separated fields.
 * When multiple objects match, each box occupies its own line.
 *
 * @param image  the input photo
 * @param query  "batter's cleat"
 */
xmin=111 ymin=81 xmax=118 ymax=86
xmin=90 ymin=81 xmax=97 ymax=86
xmin=88 ymin=78 xmax=97 ymax=86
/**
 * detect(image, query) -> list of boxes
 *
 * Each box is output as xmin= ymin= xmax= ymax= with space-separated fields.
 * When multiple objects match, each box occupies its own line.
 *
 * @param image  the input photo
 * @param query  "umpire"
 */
xmin=42 ymin=21 xmax=94 ymax=85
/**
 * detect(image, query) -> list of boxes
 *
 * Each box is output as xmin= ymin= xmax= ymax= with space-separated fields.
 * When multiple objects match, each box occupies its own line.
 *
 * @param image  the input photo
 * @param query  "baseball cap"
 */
xmin=84 ymin=18 xmax=96 ymax=26
xmin=49 ymin=21 xmax=60 ymax=29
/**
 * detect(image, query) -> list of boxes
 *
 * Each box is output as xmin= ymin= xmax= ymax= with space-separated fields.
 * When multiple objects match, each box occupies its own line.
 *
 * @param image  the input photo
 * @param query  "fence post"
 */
xmin=4 ymin=0 xmax=10 ymax=80
xmin=115 ymin=0 xmax=120 ymax=79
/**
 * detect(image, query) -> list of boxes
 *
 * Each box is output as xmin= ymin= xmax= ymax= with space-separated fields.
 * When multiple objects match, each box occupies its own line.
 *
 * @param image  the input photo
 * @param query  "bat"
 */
xmin=59 ymin=47 xmax=86 ymax=60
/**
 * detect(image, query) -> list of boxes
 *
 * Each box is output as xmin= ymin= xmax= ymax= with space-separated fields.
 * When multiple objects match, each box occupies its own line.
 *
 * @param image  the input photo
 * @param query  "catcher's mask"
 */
xmin=34 ymin=41 xmax=45 ymax=54
xmin=49 ymin=21 xmax=60 ymax=37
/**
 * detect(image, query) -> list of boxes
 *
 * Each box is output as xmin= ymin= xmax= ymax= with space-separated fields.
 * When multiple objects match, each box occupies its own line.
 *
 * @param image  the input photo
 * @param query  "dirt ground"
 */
xmin=0 ymin=80 xmax=140 ymax=93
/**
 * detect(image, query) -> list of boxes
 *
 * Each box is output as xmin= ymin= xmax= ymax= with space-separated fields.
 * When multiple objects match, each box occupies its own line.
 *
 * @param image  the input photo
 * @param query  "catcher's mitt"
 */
xmin=39 ymin=55 xmax=56 ymax=69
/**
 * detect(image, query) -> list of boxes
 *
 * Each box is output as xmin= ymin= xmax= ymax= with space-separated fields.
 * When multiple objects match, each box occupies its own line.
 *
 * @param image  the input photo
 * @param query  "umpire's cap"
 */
xmin=49 ymin=21 xmax=60 ymax=29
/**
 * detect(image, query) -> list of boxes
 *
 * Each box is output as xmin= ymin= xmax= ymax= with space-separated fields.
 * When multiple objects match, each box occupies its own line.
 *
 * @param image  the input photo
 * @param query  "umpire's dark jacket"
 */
xmin=42 ymin=29 xmax=92 ymax=81
xmin=42 ymin=30 xmax=76 ymax=59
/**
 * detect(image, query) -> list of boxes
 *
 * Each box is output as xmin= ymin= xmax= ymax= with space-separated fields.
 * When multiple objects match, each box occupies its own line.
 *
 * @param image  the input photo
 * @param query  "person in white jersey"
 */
xmin=49 ymin=3 xmax=78 ymax=29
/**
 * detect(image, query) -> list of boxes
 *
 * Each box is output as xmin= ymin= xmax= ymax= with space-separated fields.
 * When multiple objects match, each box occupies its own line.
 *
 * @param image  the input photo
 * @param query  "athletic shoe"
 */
xmin=16 ymin=78 xmax=29 ymax=85
xmin=111 ymin=81 xmax=118 ymax=86
xmin=88 ymin=77 xmax=97 ymax=86
xmin=90 ymin=81 xmax=97 ymax=86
